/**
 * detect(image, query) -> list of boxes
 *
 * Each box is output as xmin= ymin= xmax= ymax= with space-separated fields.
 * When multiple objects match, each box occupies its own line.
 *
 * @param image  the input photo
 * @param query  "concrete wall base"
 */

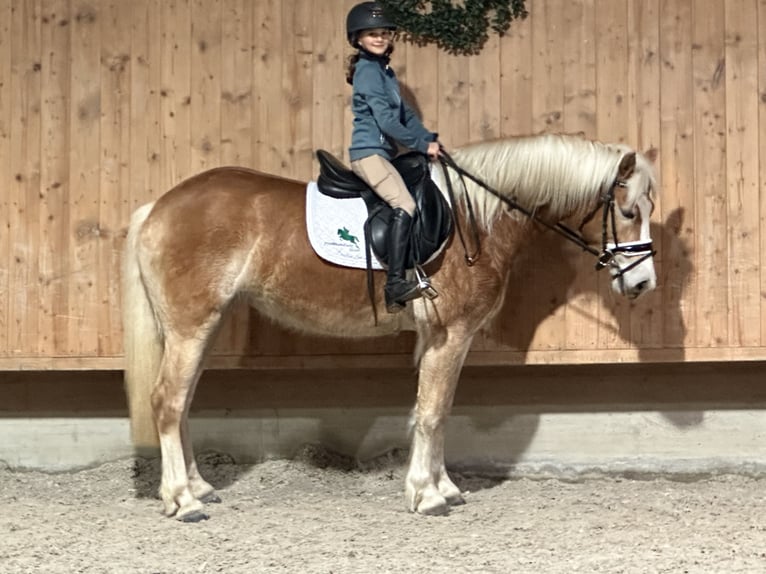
xmin=2 ymin=363 xmax=765 ymax=475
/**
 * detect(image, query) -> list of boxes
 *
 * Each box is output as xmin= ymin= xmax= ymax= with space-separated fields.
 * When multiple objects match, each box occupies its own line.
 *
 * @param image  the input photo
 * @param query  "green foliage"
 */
xmin=379 ymin=0 xmax=528 ymax=56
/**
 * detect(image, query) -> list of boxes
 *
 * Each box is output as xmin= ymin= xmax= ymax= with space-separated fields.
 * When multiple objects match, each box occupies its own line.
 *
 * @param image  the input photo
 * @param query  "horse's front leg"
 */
xmin=406 ymin=326 xmax=472 ymax=515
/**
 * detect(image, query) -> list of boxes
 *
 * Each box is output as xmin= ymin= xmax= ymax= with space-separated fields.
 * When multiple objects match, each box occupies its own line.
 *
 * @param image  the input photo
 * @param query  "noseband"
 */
xmin=438 ymin=151 xmax=656 ymax=277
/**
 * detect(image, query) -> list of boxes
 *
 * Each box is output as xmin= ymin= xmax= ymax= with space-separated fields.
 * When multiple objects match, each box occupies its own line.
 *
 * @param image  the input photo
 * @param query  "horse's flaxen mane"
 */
xmin=448 ymin=133 xmax=655 ymax=229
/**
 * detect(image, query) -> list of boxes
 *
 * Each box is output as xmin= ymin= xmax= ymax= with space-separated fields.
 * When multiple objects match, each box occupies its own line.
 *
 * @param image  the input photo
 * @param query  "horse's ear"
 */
xmin=644 ymin=147 xmax=659 ymax=163
xmin=617 ymin=152 xmax=636 ymax=180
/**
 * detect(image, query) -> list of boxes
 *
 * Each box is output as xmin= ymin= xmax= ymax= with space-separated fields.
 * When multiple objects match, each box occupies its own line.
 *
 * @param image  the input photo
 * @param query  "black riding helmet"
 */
xmin=346 ymin=2 xmax=397 ymax=47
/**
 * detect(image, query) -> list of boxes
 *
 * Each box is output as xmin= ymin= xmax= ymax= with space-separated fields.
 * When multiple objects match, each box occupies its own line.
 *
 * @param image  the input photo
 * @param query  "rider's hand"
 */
xmin=426 ymin=141 xmax=442 ymax=160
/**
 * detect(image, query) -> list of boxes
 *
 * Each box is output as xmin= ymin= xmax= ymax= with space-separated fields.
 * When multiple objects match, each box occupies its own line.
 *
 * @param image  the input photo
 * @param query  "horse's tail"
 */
xmin=122 ymin=202 xmax=162 ymax=449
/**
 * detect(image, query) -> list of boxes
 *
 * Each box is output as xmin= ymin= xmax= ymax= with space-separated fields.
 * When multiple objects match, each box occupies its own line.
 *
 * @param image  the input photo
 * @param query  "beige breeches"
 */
xmin=350 ymin=154 xmax=416 ymax=216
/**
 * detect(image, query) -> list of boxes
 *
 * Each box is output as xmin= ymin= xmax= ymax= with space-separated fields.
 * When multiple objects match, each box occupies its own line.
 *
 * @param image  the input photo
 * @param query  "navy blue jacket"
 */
xmin=349 ymin=52 xmax=437 ymax=162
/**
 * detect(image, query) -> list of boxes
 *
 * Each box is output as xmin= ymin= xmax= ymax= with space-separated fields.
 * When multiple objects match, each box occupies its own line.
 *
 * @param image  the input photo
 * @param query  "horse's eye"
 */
xmin=620 ymin=208 xmax=636 ymax=220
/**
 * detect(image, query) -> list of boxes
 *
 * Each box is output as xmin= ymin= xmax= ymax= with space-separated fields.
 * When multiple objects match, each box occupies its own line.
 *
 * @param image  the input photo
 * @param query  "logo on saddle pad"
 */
xmin=337 ymin=227 xmax=360 ymax=249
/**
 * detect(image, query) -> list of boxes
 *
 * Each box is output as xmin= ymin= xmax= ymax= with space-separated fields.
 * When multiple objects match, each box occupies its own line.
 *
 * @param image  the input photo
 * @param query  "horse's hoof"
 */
xmin=417 ymin=497 xmax=449 ymax=516
xmin=200 ymin=492 xmax=221 ymax=504
xmin=445 ymin=492 xmax=465 ymax=506
xmin=176 ymin=509 xmax=209 ymax=523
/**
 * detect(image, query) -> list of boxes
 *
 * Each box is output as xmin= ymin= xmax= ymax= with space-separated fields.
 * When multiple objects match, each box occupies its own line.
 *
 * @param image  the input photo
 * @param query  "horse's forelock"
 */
xmin=449 ymin=134 xmax=645 ymax=227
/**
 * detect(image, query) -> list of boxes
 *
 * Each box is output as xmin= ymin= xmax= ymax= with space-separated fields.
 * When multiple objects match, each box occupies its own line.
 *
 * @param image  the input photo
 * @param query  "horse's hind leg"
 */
xmin=152 ymin=335 xmax=211 ymax=522
xmin=406 ymin=326 xmax=472 ymax=515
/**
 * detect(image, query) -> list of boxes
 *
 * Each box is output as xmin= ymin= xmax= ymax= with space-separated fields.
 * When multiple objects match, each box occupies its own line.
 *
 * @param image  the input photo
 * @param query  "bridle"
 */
xmin=437 ymin=150 xmax=656 ymax=279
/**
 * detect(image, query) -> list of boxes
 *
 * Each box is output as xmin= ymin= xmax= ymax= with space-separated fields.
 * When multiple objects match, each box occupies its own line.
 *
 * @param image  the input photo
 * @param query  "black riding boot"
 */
xmin=384 ymin=208 xmax=422 ymax=313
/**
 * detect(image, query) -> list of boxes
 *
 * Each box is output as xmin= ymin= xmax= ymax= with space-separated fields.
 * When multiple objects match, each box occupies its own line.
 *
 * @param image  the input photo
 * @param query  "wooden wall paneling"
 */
xmin=252 ymin=0 xmax=283 ymax=174
xmin=724 ymin=0 xmax=760 ymax=346
xmin=659 ymin=0 xmax=696 ymax=351
xmin=0 ymin=0 xmax=12 ymax=355
xmin=9 ymin=0 xmax=42 ymax=356
xmin=468 ymin=37 xmax=501 ymax=144
xmin=436 ymin=55 xmax=469 ymax=148
xmin=692 ymin=0 xmax=727 ymax=347
xmin=339 ymin=0 xmax=356 ymax=161
xmin=595 ymin=0 xmax=631 ymax=349
xmin=129 ymin=0 xmax=162 ymax=211
xmin=220 ymin=0 xmax=253 ymax=168
xmin=527 ymin=0 xmax=567 ymax=352
xmin=68 ymin=0 xmax=101 ymax=355
xmin=311 ymin=0 xmax=345 ymax=163
xmin=98 ymin=0 xmax=132 ymax=356
xmin=403 ymin=44 xmax=438 ymax=143
xmin=247 ymin=0 xmax=297 ymax=358
xmin=39 ymin=0 xmax=70 ymax=356
xmin=190 ymin=0 xmax=221 ymax=174
xmin=214 ymin=0 xmax=254 ymax=355
xmin=529 ymin=0 xmax=564 ymax=135
xmin=760 ymin=0 xmax=766 ymax=346
xmin=160 ymin=0 xmax=192 ymax=192
xmin=467 ymin=36 xmax=514 ymax=354
xmin=500 ymin=10 xmax=532 ymax=137
xmin=561 ymin=0 xmax=599 ymax=352
xmin=3 ymin=0 xmax=766 ymax=366
xmin=627 ymin=0 xmax=662 ymax=347
xmin=281 ymin=0 xmax=314 ymax=181
xmin=487 ymin=11 xmax=533 ymax=354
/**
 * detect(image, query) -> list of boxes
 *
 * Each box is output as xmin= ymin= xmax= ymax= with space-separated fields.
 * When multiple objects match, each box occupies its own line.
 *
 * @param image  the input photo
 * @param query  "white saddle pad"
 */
xmin=305 ymin=181 xmax=384 ymax=270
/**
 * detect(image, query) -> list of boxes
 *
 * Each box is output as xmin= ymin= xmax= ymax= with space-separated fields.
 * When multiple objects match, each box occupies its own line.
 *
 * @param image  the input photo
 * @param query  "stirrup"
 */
xmin=414 ymin=265 xmax=438 ymax=300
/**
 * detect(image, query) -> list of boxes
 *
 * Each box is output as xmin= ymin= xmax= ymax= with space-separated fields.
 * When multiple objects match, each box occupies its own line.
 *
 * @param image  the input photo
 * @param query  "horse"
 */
xmin=123 ymin=132 xmax=659 ymax=521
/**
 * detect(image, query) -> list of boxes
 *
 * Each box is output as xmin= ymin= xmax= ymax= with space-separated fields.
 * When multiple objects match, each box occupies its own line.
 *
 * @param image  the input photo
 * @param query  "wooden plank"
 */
xmin=8 ymin=0 xmax=42 ymax=356
xmin=527 ymin=0 xmax=567 ymax=352
xmin=129 ymin=0 xmax=162 ymax=210
xmin=341 ymin=0 xmax=357 ymax=161
xmin=312 ymin=0 xmax=346 ymax=161
xmin=0 ymin=0 xmax=11 ymax=356
xmin=98 ymin=0 xmax=132 ymax=356
xmin=6 ymin=344 xmax=766 ymax=372
xmin=530 ymin=0 xmax=564 ymax=135
xmin=403 ymin=44 xmax=439 ymax=147
xmin=437 ymin=53 xmax=470 ymax=147
xmin=500 ymin=6 xmax=532 ymax=137
xmin=281 ymin=0 xmax=313 ymax=180
xmin=214 ymin=0 xmax=254 ymax=355
xmin=594 ymin=0 xmax=630 ymax=349
xmin=252 ymin=0 xmax=284 ymax=172
xmin=67 ymin=0 xmax=101 ymax=355
xmin=39 ymin=0 xmax=70 ymax=356
xmin=160 ymin=0 xmax=192 ymax=191
xmin=692 ymin=0 xmax=727 ymax=347
xmin=659 ymin=0 xmax=696 ymax=350
xmin=724 ymin=0 xmax=760 ymax=346
xmin=626 ymin=0 xmax=663 ymax=348
xmin=190 ymin=0 xmax=221 ymax=174
xmin=561 ymin=0 xmax=599 ymax=352
xmin=468 ymin=35 xmax=500 ymax=143
xmin=220 ymin=0 xmax=253 ymax=167
xmin=760 ymin=0 xmax=766 ymax=347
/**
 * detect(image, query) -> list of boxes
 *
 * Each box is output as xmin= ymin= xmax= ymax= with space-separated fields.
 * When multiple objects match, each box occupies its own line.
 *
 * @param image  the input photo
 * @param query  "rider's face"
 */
xmin=357 ymin=28 xmax=393 ymax=55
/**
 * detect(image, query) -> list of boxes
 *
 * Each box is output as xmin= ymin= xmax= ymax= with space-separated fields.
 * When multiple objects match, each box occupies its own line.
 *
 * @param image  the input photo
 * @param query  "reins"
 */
xmin=437 ymin=150 xmax=655 ymax=277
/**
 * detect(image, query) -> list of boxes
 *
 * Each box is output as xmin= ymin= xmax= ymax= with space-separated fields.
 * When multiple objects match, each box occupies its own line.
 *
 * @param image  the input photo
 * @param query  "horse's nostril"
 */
xmin=635 ymin=280 xmax=648 ymax=293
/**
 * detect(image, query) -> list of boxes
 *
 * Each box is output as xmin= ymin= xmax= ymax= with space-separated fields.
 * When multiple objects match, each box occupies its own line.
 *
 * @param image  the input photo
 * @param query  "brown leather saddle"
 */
xmin=315 ymin=150 xmax=453 ymax=269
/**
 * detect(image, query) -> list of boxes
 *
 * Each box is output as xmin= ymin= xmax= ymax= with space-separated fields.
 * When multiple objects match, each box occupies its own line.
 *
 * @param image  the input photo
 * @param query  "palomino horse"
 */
xmin=123 ymin=133 xmax=658 ymax=521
